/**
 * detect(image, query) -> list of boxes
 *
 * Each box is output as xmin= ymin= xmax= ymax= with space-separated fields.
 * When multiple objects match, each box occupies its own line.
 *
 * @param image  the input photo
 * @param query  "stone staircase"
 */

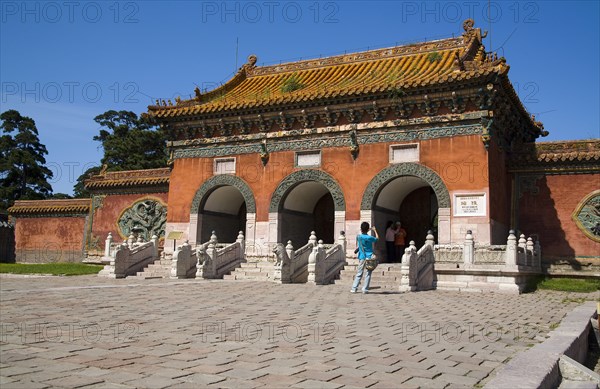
xmin=135 ymin=258 xmax=172 ymax=279
xmin=335 ymin=261 xmax=403 ymax=291
xmin=223 ymin=259 xmax=275 ymax=281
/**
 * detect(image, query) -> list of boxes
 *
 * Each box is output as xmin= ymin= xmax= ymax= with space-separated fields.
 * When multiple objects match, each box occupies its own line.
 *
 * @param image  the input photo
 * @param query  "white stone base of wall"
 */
xmin=434 ymin=271 xmax=534 ymax=294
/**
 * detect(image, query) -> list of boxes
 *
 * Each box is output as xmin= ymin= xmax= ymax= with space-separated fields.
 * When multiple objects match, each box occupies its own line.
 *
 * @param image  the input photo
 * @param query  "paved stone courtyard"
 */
xmin=0 ymin=275 xmax=595 ymax=388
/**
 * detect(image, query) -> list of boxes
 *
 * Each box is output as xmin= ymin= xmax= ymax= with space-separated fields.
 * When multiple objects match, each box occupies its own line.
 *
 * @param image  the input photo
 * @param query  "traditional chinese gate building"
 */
xmin=7 ymin=19 xmax=599 ymax=280
xmin=148 ymin=19 xmax=543 ymax=252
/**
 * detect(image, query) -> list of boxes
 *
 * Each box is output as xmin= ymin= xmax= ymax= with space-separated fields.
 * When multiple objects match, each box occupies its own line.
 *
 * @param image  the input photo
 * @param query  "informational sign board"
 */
xmin=453 ymin=194 xmax=486 ymax=217
xmin=166 ymin=231 xmax=184 ymax=240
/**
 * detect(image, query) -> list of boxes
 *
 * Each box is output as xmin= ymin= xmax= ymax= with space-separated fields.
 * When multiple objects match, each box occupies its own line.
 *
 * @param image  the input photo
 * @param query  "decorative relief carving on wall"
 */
xmin=361 ymin=163 xmax=451 ymax=209
xmin=572 ymin=190 xmax=600 ymax=243
xmin=269 ymin=169 xmax=346 ymax=213
xmin=117 ymin=198 xmax=167 ymax=241
xmin=190 ymin=175 xmax=256 ymax=214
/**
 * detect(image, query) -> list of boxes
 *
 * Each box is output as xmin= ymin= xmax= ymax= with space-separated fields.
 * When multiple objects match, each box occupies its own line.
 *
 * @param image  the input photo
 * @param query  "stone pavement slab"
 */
xmin=1 ymin=274 xmax=596 ymax=388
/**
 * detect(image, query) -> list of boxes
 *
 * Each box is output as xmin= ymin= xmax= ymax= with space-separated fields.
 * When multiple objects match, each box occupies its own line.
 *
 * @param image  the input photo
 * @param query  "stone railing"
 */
xmin=434 ymin=230 xmax=541 ymax=271
xmin=171 ymin=241 xmax=198 ymax=279
xmin=308 ymin=232 xmax=347 ymax=285
xmin=506 ymin=231 xmax=542 ymax=269
xmin=99 ymin=234 xmax=159 ymax=278
xmin=272 ymin=231 xmax=319 ymax=283
xmin=400 ymin=232 xmax=436 ymax=292
xmin=195 ymin=231 xmax=245 ymax=279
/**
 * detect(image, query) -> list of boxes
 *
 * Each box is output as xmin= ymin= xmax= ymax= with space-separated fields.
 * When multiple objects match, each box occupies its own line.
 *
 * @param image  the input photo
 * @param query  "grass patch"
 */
xmin=0 ymin=263 xmax=103 ymax=276
xmin=536 ymin=277 xmax=600 ymax=293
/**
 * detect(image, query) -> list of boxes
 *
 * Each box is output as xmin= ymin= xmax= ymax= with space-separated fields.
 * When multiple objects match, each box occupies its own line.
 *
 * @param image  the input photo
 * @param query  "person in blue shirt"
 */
xmin=351 ymin=222 xmax=379 ymax=294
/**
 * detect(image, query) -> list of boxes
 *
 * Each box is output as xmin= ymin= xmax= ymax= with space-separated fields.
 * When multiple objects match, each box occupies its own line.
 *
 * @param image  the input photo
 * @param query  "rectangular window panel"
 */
xmin=214 ymin=158 xmax=236 ymax=174
xmin=390 ymin=144 xmax=419 ymax=163
xmin=296 ymin=151 xmax=321 ymax=167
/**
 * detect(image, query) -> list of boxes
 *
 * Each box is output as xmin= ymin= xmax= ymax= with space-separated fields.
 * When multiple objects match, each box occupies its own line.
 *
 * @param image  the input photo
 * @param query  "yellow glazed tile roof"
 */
xmin=9 ymin=199 xmax=91 ymax=215
xmin=84 ymin=167 xmax=171 ymax=189
xmin=535 ymin=140 xmax=600 ymax=163
xmin=149 ymin=20 xmax=503 ymax=118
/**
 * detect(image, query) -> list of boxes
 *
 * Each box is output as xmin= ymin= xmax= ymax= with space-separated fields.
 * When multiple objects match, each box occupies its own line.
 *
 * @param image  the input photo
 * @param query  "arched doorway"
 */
xmin=279 ymin=181 xmax=335 ymax=246
xmin=361 ymin=163 xmax=451 ymax=255
xmin=270 ymin=170 xmax=345 ymax=247
xmin=199 ymin=186 xmax=247 ymax=243
xmin=373 ymin=176 xmax=438 ymax=259
xmin=190 ymin=175 xmax=256 ymax=245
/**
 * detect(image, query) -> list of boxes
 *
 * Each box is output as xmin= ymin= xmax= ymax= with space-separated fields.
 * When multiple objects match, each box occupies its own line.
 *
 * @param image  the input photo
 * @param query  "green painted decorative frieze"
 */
xmin=173 ymin=124 xmax=483 ymax=159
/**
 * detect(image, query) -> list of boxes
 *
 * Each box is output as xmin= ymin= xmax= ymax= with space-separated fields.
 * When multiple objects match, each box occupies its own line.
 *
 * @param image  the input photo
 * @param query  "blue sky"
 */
xmin=1 ymin=0 xmax=599 ymax=195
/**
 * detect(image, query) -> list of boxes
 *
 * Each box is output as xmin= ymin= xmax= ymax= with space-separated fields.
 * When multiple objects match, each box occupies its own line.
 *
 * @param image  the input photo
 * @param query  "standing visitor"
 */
xmin=394 ymin=221 xmax=407 ymax=262
xmin=351 ymin=222 xmax=379 ymax=294
xmin=385 ymin=220 xmax=396 ymax=263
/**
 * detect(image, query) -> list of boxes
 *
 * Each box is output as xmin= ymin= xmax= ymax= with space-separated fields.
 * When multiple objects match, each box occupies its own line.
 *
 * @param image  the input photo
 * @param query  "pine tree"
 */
xmin=72 ymin=110 xmax=167 ymax=197
xmin=0 ymin=110 xmax=53 ymax=212
xmin=93 ymin=110 xmax=167 ymax=170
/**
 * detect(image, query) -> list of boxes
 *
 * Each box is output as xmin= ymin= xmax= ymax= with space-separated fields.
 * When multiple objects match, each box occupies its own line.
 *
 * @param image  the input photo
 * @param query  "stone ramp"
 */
xmin=224 ymin=260 xmax=275 ymax=281
xmin=134 ymin=258 xmax=172 ymax=279
xmin=335 ymin=262 xmax=402 ymax=291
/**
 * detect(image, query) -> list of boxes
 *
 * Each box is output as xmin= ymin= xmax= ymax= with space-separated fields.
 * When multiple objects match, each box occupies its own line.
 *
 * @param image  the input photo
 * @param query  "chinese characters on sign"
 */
xmin=454 ymin=194 xmax=486 ymax=217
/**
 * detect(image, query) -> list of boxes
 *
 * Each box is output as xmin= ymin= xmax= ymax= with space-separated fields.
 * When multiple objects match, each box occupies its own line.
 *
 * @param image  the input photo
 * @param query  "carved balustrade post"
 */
xmin=518 ymin=234 xmax=527 ymax=265
xmin=308 ymin=231 xmax=317 ymax=247
xmin=338 ymin=231 xmax=347 ymax=253
xmin=526 ymin=237 xmax=535 ymax=267
xmin=399 ymin=247 xmax=417 ymax=292
xmin=425 ymin=230 xmax=435 ymax=246
xmin=206 ymin=241 xmax=217 ymax=278
xmin=307 ymin=244 xmax=318 ymax=284
xmin=104 ymin=232 xmax=113 ymax=258
xmin=463 ymin=230 xmax=474 ymax=267
xmin=151 ymin=235 xmax=158 ymax=259
xmin=236 ymin=231 xmax=245 ymax=256
xmin=505 ymin=230 xmax=518 ymax=268
xmin=286 ymin=240 xmax=295 ymax=280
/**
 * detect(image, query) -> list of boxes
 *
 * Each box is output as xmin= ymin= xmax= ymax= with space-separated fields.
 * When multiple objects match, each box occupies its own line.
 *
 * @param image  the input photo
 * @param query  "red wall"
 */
xmin=519 ymin=173 xmax=600 ymax=266
xmin=167 ymin=134 xmax=490 ymax=223
xmin=14 ymin=216 xmax=87 ymax=263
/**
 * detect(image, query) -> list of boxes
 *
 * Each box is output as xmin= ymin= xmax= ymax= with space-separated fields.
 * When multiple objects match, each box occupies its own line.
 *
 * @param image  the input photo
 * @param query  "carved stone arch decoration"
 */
xmin=572 ymin=189 xmax=600 ymax=243
xmin=269 ymin=169 xmax=346 ymax=212
xmin=361 ymin=163 xmax=451 ymax=210
xmin=190 ymin=175 xmax=256 ymax=214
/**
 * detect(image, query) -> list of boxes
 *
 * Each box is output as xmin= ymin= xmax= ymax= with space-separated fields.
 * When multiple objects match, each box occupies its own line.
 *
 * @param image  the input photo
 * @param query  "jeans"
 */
xmin=351 ymin=260 xmax=372 ymax=292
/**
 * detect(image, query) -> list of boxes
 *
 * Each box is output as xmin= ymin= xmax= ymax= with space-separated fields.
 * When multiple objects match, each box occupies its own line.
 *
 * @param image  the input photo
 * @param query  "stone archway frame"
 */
xmin=269 ymin=169 xmax=346 ymax=245
xmin=360 ymin=163 xmax=451 ymax=244
xmin=269 ymin=169 xmax=346 ymax=213
xmin=360 ymin=163 xmax=451 ymax=210
xmin=189 ymin=175 xmax=257 ymax=245
xmin=191 ymin=175 xmax=256 ymax=214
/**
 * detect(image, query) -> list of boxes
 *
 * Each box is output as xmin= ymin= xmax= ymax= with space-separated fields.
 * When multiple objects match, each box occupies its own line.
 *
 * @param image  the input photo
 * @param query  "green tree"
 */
xmin=0 ymin=110 xmax=53 ymax=212
xmin=49 ymin=193 xmax=73 ymax=199
xmin=73 ymin=165 xmax=101 ymax=198
xmin=92 ymin=110 xmax=167 ymax=170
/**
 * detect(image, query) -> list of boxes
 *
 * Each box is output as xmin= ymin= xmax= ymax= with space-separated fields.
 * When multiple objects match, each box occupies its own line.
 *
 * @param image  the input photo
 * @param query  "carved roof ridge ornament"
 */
xmin=170 ymin=54 xmax=259 ymax=108
xmin=249 ymin=37 xmax=463 ymax=77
